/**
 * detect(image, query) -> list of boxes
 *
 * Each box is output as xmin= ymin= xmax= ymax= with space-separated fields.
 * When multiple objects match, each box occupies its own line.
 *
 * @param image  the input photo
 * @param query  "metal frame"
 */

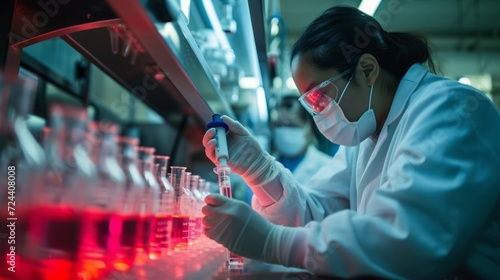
xmin=106 ymin=0 xmax=235 ymax=124
xmin=0 ymin=0 xmax=16 ymax=73
xmin=3 ymin=0 xmax=239 ymax=128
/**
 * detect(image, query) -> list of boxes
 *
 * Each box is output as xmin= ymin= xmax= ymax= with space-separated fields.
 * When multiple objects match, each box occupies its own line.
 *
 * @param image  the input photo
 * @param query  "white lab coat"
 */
xmin=252 ymin=64 xmax=500 ymax=279
xmin=283 ymin=144 xmax=332 ymax=186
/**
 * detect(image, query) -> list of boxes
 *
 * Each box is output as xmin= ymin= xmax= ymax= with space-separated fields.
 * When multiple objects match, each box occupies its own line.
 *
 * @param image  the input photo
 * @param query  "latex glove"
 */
xmin=203 ymin=115 xmax=280 ymax=188
xmin=202 ymin=194 xmax=302 ymax=265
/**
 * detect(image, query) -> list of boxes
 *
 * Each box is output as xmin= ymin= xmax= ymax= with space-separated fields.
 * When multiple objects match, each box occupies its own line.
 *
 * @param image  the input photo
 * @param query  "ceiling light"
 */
xmin=286 ymin=77 xmax=297 ymax=90
xmin=358 ymin=0 xmax=381 ymax=16
xmin=239 ymin=77 xmax=260 ymax=89
xmin=272 ymin=77 xmax=282 ymax=89
xmin=256 ymin=87 xmax=268 ymax=121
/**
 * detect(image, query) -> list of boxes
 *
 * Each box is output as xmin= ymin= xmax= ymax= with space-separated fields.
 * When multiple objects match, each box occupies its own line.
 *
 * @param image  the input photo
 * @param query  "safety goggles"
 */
xmin=298 ymin=68 xmax=353 ymax=116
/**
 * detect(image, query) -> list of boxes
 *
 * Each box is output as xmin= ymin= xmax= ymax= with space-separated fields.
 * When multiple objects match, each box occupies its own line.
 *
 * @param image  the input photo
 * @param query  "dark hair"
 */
xmin=291 ymin=6 xmax=437 ymax=80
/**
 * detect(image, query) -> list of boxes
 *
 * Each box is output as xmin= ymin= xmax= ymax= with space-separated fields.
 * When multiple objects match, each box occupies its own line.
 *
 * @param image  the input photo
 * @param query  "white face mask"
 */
xmin=273 ymin=126 xmax=308 ymax=156
xmin=313 ymin=75 xmax=377 ymax=146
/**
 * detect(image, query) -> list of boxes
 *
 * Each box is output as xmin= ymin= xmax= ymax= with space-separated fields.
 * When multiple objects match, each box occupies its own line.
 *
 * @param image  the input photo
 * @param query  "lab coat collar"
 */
xmin=384 ymin=63 xmax=428 ymax=127
xmin=356 ymin=63 xmax=428 ymax=196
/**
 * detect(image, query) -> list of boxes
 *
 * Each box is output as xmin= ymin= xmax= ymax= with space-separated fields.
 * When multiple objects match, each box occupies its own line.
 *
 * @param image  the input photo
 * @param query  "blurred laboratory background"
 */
xmin=1 ymin=0 xmax=499 ymax=279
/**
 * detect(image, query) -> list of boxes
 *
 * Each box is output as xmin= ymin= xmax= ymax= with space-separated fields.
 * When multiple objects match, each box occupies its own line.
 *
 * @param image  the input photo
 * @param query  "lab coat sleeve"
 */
xmin=293 ymin=145 xmax=335 ymax=186
xmin=281 ymin=83 xmax=500 ymax=278
xmin=252 ymin=146 xmax=352 ymax=227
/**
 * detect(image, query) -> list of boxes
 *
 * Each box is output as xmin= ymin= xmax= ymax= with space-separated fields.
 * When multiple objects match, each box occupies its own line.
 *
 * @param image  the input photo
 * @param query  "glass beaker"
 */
xmin=189 ymin=175 xmax=204 ymax=240
xmin=153 ymin=155 xmax=174 ymax=251
xmin=136 ymin=146 xmax=161 ymax=259
xmin=0 ymin=75 xmax=45 ymax=279
xmin=78 ymin=121 xmax=125 ymax=279
xmin=113 ymin=136 xmax=146 ymax=271
xmin=28 ymin=103 xmax=96 ymax=279
xmin=169 ymin=166 xmax=190 ymax=250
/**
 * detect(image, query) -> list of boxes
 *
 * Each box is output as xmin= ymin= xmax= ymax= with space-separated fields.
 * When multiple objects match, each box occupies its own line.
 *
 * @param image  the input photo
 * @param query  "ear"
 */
xmin=356 ymin=54 xmax=379 ymax=86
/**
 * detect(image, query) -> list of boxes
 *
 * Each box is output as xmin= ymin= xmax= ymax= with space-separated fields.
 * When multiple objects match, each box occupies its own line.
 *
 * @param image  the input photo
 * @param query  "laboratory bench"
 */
xmin=213 ymin=260 xmax=384 ymax=280
xmin=102 ymin=242 xmax=381 ymax=280
xmin=214 ymin=260 xmax=314 ymax=280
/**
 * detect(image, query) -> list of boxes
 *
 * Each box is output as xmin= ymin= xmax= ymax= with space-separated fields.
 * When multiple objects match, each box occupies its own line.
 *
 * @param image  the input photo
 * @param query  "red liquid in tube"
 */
xmin=220 ymin=185 xmax=232 ymax=198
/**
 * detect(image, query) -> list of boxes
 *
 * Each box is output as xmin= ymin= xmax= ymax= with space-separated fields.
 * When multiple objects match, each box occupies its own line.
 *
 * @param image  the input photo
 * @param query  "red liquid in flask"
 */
xmin=79 ymin=209 xmax=111 ymax=252
xmin=155 ymin=215 xmax=171 ymax=245
xmin=133 ymin=215 xmax=155 ymax=265
xmin=189 ymin=217 xmax=197 ymax=242
xmin=27 ymin=205 xmax=81 ymax=280
xmin=0 ymin=208 xmax=28 ymax=280
xmin=149 ymin=214 xmax=171 ymax=258
xmin=170 ymin=215 xmax=189 ymax=250
xmin=78 ymin=209 xmax=112 ymax=279
xmin=136 ymin=215 xmax=155 ymax=254
xmin=194 ymin=216 xmax=203 ymax=238
xmin=107 ymin=214 xmax=138 ymax=272
xmin=119 ymin=215 xmax=139 ymax=248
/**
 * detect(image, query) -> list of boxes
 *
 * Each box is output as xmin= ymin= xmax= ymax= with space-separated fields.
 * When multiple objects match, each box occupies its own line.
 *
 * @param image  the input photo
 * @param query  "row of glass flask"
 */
xmin=0 ymin=75 xmax=229 ymax=280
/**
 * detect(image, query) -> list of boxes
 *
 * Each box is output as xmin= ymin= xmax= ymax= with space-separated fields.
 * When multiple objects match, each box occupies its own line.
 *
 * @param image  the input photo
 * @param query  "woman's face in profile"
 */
xmin=291 ymin=54 xmax=371 ymax=123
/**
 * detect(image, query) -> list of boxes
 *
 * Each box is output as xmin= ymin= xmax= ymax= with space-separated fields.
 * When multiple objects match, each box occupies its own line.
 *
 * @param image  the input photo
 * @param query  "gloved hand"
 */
xmin=203 ymin=115 xmax=280 ymax=188
xmin=202 ymin=194 xmax=301 ymax=265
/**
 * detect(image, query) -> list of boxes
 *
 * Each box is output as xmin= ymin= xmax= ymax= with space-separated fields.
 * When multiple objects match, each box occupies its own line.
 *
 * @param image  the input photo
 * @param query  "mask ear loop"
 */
xmin=337 ymin=73 xmax=354 ymax=105
xmin=368 ymin=83 xmax=374 ymax=110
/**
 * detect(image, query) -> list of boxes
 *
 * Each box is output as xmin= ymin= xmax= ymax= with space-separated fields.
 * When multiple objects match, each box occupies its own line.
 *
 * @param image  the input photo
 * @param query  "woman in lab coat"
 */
xmin=202 ymin=6 xmax=500 ymax=279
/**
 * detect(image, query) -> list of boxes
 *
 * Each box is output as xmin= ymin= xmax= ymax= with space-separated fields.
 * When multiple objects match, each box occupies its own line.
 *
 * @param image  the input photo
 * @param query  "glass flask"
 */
xmin=153 ymin=155 xmax=174 ymax=252
xmin=181 ymin=172 xmax=196 ymax=246
xmin=0 ymin=75 xmax=45 ymax=280
xmin=113 ymin=136 xmax=146 ymax=271
xmin=189 ymin=175 xmax=204 ymax=240
xmin=0 ymin=75 xmax=45 ymax=173
xmin=78 ymin=121 xmax=126 ymax=279
xmin=198 ymin=178 xmax=208 ymax=198
xmin=26 ymin=103 xmax=96 ymax=280
xmin=136 ymin=146 xmax=161 ymax=259
xmin=169 ymin=166 xmax=191 ymax=250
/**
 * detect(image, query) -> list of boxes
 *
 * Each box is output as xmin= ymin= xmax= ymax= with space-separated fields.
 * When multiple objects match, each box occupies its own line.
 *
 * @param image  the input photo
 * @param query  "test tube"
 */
xmin=108 ymin=25 xmax=120 ymax=54
xmin=216 ymin=165 xmax=232 ymax=198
